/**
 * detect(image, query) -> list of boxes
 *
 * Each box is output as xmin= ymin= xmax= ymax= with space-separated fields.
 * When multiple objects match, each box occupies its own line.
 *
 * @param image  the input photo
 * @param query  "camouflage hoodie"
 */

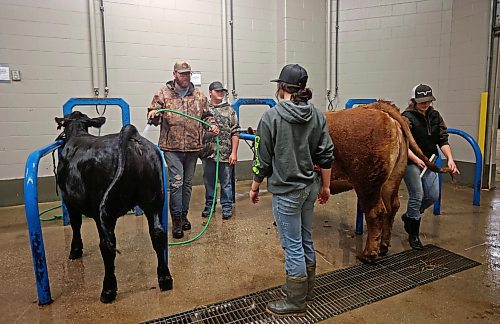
xmin=200 ymin=102 xmax=240 ymax=162
xmin=149 ymin=80 xmax=216 ymax=152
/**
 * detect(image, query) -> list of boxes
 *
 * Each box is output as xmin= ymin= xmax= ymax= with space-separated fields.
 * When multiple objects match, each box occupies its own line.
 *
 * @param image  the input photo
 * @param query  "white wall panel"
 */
xmin=0 ymin=0 xmax=492 ymax=180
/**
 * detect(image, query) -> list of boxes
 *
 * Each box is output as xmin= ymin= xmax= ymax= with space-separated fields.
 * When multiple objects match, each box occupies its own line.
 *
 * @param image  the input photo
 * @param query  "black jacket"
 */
xmin=402 ymin=104 xmax=449 ymax=163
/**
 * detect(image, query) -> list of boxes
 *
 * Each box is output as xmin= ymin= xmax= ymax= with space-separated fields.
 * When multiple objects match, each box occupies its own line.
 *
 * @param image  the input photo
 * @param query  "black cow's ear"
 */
xmin=89 ymin=117 xmax=106 ymax=128
xmin=55 ymin=117 xmax=65 ymax=130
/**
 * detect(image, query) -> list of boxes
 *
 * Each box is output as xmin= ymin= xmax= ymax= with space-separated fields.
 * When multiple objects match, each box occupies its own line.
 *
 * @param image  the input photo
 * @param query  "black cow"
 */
xmin=55 ymin=111 xmax=172 ymax=303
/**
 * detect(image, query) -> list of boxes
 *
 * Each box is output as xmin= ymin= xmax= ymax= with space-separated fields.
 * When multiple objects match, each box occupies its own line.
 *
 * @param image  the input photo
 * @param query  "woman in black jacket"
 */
xmin=401 ymin=84 xmax=460 ymax=250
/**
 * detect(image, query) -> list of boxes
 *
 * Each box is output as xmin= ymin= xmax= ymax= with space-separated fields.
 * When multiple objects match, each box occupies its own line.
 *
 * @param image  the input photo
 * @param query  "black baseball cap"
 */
xmin=271 ymin=64 xmax=308 ymax=88
xmin=209 ymin=81 xmax=227 ymax=92
xmin=411 ymin=84 xmax=436 ymax=103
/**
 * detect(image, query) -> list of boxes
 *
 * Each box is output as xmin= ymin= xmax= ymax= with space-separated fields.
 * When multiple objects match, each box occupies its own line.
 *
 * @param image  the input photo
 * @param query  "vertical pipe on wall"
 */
xmin=88 ymin=0 xmax=99 ymax=96
xmin=484 ymin=0 xmax=499 ymax=188
xmin=99 ymin=0 xmax=109 ymax=97
xmin=326 ymin=0 xmax=332 ymax=109
xmin=221 ymin=0 xmax=228 ymax=89
xmin=229 ymin=0 xmax=237 ymax=99
xmin=334 ymin=0 xmax=339 ymax=101
xmin=326 ymin=0 xmax=339 ymax=110
xmin=284 ymin=1 xmax=288 ymax=63
xmin=485 ymin=0 xmax=497 ymax=89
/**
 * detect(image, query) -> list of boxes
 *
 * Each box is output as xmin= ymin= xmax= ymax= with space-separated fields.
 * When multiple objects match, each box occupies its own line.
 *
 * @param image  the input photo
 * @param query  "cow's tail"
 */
xmin=98 ymin=124 xmax=137 ymax=253
xmin=367 ymin=101 xmax=451 ymax=175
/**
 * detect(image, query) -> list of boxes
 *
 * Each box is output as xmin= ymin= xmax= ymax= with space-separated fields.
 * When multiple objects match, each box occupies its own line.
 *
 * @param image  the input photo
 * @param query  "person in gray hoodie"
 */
xmin=249 ymin=64 xmax=334 ymax=317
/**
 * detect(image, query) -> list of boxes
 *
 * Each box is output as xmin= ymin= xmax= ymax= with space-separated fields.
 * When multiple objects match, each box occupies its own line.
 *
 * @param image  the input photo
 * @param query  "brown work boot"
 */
xmin=171 ymin=215 xmax=183 ymax=239
xmin=181 ymin=211 xmax=191 ymax=231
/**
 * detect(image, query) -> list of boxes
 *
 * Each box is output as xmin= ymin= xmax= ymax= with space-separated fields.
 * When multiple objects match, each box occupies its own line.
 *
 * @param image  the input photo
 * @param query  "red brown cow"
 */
xmin=325 ymin=101 xmax=449 ymax=263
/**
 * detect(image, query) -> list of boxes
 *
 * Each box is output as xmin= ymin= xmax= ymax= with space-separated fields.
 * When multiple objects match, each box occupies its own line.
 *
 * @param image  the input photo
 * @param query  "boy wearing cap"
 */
xmin=401 ymin=84 xmax=459 ymax=250
xmin=200 ymin=81 xmax=240 ymax=219
xmin=148 ymin=60 xmax=219 ymax=239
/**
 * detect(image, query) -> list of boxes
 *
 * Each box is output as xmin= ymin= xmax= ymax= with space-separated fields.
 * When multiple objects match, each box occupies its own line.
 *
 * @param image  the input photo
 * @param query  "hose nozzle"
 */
xmin=148 ymin=118 xmax=160 ymax=127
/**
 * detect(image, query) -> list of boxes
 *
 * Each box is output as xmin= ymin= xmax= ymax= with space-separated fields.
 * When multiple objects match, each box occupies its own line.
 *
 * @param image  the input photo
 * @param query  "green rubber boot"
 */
xmin=267 ymin=276 xmax=308 ymax=317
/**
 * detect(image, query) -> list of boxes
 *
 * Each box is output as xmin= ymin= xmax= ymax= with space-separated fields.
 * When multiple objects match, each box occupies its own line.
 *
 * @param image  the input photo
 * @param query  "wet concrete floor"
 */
xmin=0 ymin=181 xmax=499 ymax=323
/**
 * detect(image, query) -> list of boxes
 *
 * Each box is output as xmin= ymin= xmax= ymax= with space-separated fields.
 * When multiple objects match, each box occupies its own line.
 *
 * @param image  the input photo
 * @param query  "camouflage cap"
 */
xmin=174 ymin=60 xmax=191 ymax=73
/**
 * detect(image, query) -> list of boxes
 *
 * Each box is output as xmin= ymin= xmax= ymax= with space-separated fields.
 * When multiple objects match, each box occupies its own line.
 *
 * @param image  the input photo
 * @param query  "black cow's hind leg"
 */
xmin=97 ymin=220 xmax=118 ymax=303
xmin=145 ymin=209 xmax=173 ymax=291
xmin=68 ymin=208 xmax=83 ymax=259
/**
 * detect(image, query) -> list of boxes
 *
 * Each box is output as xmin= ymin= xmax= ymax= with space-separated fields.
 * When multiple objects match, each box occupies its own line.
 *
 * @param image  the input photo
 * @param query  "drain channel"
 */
xmin=144 ymin=245 xmax=480 ymax=323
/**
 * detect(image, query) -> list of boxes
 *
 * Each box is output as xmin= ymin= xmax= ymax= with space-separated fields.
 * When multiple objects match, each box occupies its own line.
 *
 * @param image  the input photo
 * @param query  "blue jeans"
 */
xmin=202 ymin=159 xmax=234 ymax=212
xmin=272 ymin=177 xmax=320 ymax=277
xmin=403 ymin=163 xmax=439 ymax=220
xmin=163 ymin=151 xmax=199 ymax=217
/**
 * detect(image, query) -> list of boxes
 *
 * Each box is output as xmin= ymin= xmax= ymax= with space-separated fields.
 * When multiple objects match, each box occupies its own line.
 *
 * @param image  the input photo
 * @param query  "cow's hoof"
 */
xmin=357 ymin=254 xmax=377 ymax=265
xmin=159 ymin=276 xmax=173 ymax=291
xmin=379 ymin=245 xmax=389 ymax=256
xmin=100 ymin=289 xmax=117 ymax=303
xmin=68 ymin=249 xmax=83 ymax=260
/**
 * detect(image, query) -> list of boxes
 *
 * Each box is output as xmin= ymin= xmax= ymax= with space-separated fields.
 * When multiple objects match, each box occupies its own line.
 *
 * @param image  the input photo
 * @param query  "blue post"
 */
xmin=56 ymin=146 xmax=70 ymax=226
xmin=157 ymin=146 xmax=169 ymax=263
xmin=344 ymin=99 xmax=377 ymax=235
xmin=433 ymin=128 xmax=482 ymax=214
xmin=24 ymin=140 xmax=64 ymax=305
xmin=355 ymin=201 xmax=364 ymax=235
xmin=433 ymin=154 xmax=443 ymax=215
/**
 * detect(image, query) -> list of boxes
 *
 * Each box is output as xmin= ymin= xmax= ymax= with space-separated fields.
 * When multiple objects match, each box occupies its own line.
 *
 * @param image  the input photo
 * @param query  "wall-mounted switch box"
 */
xmin=11 ymin=70 xmax=21 ymax=81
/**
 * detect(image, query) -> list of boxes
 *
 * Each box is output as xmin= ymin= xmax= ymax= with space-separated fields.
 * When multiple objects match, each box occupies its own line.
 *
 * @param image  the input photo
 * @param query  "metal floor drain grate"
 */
xmin=144 ymin=245 xmax=480 ymax=323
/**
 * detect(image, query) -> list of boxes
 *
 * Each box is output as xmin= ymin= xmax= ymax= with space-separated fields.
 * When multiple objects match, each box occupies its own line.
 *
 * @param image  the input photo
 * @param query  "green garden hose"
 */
xmin=154 ymin=108 xmax=220 ymax=246
xmin=38 ymin=108 xmax=221 ymax=247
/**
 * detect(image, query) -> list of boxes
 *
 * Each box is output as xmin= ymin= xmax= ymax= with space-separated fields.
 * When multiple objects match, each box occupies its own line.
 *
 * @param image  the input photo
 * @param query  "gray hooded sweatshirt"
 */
xmin=252 ymin=100 xmax=334 ymax=194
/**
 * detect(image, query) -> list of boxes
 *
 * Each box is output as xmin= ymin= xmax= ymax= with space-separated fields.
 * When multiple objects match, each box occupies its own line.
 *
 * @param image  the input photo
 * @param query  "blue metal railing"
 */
xmin=231 ymin=98 xmax=277 ymax=201
xmin=232 ymin=98 xmax=276 ymax=141
xmin=24 ymin=140 xmax=64 ymax=305
xmin=63 ymin=97 xmax=130 ymax=126
xmin=158 ymin=147 xmax=169 ymax=263
xmin=345 ymin=98 xmax=377 ymax=108
xmin=432 ymin=128 xmax=482 ymax=214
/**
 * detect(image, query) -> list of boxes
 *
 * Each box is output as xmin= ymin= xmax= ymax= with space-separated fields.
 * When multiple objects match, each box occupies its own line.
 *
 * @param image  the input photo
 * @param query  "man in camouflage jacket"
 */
xmin=200 ymin=81 xmax=240 ymax=219
xmin=148 ymin=60 xmax=219 ymax=239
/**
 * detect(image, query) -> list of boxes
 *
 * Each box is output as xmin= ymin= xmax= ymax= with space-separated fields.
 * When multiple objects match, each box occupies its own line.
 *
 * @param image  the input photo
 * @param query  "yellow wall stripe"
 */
xmin=478 ymin=92 xmax=488 ymax=155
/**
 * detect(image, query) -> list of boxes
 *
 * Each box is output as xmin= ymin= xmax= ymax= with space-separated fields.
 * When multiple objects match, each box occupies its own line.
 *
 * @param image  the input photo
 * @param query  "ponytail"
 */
xmin=278 ymin=82 xmax=313 ymax=104
xmin=290 ymin=88 xmax=312 ymax=104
